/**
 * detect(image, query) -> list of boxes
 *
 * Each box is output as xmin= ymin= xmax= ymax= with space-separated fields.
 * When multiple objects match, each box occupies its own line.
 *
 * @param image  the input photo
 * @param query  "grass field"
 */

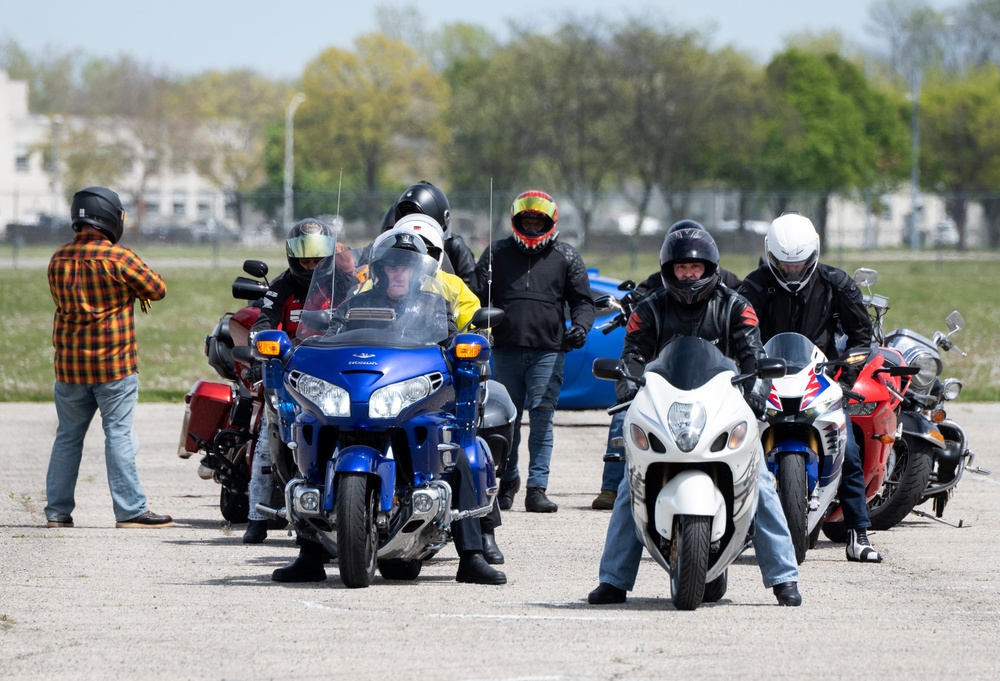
xmin=2 ymin=242 xmax=998 ymax=402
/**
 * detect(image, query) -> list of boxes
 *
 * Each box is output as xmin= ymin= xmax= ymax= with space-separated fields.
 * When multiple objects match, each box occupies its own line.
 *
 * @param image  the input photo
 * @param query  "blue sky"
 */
xmin=2 ymin=1 xmax=960 ymax=79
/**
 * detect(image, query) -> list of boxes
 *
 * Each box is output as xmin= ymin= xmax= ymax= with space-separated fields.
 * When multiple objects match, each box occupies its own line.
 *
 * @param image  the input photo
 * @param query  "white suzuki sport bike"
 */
xmin=593 ymin=337 xmax=786 ymax=610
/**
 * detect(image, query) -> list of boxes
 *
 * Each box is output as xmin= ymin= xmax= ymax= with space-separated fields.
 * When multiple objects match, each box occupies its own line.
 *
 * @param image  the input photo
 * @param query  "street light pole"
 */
xmin=283 ymin=93 xmax=306 ymax=228
xmin=909 ymin=72 xmax=921 ymax=252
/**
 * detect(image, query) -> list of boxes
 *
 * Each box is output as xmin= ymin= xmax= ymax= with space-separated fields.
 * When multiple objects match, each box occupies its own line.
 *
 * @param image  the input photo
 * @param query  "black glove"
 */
xmin=745 ymin=392 xmax=767 ymax=419
xmin=564 ymin=324 xmax=587 ymax=349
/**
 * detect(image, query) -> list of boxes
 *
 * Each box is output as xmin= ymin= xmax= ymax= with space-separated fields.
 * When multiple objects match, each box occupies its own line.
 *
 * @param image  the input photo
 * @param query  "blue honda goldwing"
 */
xmin=252 ymin=253 xmax=511 ymax=588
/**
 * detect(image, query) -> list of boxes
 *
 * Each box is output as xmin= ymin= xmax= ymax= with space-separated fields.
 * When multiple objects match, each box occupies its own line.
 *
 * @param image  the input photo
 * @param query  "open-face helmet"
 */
xmin=765 ymin=212 xmax=820 ymax=293
xmin=659 ymin=225 xmax=720 ymax=305
xmin=286 ymin=218 xmax=336 ymax=287
xmin=394 ymin=181 xmax=452 ymax=239
xmin=71 ymin=186 xmax=126 ymax=244
xmin=510 ymin=190 xmax=558 ymax=253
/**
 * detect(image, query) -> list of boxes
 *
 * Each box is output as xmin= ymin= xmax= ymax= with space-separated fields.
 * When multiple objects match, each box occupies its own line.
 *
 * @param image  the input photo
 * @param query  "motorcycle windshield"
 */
xmin=298 ymin=248 xmax=450 ymax=348
xmin=764 ymin=332 xmax=822 ymax=372
xmin=645 ymin=336 xmax=737 ymax=390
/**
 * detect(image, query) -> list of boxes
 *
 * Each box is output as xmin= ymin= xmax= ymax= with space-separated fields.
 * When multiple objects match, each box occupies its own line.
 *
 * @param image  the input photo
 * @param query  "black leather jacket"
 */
xmin=737 ymin=263 xmax=872 ymax=360
xmin=617 ymin=284 xmax=763 ymax=402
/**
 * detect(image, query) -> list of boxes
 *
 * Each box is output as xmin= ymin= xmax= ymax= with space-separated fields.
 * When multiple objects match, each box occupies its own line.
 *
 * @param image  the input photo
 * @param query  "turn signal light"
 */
xmin=455 ymin=342 xmax=483 ymax=359
xmin=931 ymin=409 xmax=947 ymax=423
xmin=875 ymin=433 xmax=895 ymax=445
xmin=255 ymin=339 xmax=282 ymax=357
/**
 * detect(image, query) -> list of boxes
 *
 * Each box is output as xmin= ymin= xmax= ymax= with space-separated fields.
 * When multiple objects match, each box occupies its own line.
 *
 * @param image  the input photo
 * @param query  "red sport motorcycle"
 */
xmin=177 ymin=259 xmax=272 ymax=523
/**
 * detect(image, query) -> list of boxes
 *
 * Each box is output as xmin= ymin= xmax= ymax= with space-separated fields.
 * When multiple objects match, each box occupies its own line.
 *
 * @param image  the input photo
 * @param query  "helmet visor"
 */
xmin=512 ymin=194 xmax=556 ymax=222
xmin=287 ymin=233 xmax=336 ymax=259
xmin=768 ymin=251 xmax=817 ymax=284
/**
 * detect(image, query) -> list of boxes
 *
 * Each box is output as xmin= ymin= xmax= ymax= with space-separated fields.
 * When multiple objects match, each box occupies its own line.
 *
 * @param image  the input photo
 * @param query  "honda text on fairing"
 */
xmin=593 ymin=337 xmax=786 ymax=610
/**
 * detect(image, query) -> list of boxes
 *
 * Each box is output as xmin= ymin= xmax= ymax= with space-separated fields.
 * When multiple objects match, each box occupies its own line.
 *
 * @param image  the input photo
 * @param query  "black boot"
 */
xmin=456 ymin=552 xmax=507 ymax=585
xmin=482 ymin=530 xmax=505 ymax=565
xmin=271 ymin=544 xmax=327 ymax=583
xmin=242 ymin=519 xmax=268 ymax=544
xmin=772 ymin=581 xmax=802 ymax=606
xmin=525 ymin=487 xmax=558 ymax=513
xmin=588 ymin=582 xmax=627 ymax=604
xmin=497 ymin=476 xmax=520 ymax=511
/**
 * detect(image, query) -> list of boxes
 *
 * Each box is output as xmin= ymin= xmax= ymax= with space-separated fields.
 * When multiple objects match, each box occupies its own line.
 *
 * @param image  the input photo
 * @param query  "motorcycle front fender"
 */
xmin=899 ymin=411 xmax=946 ymax=449
xmin=653 ymin=470 xmax=726 ymax=543
xmin=327 ymin=445 xmax=396 ymax=512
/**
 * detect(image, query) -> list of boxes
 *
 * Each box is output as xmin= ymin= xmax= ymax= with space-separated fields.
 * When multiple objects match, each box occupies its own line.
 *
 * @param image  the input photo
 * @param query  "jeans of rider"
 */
xmin=597 ymin=453 xmax=799 ymax=591
xmin=601 ymin=412 xmax=627 ymax=492
xmin=247 ymin=429 xmax=273 ymax=522
xmin=45 ymin=373 xmax=150 ymax=523
xmin=839 ymin=408 xmax=871 ymax=530
xmin=491 ymin=348 xmax=565 ymax=489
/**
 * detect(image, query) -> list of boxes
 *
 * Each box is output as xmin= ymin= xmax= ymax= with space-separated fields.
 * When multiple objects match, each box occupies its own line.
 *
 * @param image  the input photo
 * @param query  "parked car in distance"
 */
xmin=559 ymin=269 xmax=629 ymax=410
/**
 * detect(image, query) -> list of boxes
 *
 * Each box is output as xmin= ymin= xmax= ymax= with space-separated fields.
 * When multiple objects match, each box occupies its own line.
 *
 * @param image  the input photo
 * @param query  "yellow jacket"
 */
xmin=358 ymin=269 xmax=480 ymax=330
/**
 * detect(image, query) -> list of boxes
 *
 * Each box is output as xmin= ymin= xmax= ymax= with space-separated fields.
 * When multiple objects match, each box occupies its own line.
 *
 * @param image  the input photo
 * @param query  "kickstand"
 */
xmin=910 ymin=508 xmax=967 ymax=528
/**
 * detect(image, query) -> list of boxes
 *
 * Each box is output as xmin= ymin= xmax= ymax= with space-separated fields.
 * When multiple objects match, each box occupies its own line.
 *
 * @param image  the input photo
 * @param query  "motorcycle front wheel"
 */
xmin=777 ymin=454 xmax=809 ymax=564
xmin=669 ymin=515 xmax=711 ymax=611
xmin=867 ymin=433 xmax=932 ymax=530
xmin=336 ymin=473 xmax=379 ymax=588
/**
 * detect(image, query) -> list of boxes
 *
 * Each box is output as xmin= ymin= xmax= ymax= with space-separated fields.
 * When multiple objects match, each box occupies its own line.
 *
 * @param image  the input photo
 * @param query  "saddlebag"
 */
xmin=180 ymin=380 xmax=233 ymax=456
xmin=481 ymin=380 xmax=517 ymax=476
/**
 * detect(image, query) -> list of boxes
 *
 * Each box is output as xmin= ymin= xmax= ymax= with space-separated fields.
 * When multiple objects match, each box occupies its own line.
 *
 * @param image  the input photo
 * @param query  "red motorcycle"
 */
xmin=821 ymin=269 xmax=919 ymax=541
xmin=177 ymin=260 xmax=271 ymax=523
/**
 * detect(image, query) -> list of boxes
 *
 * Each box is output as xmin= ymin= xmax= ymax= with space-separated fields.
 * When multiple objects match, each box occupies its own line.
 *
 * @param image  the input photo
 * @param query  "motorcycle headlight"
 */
xmin=803 ymin=393 xmax=840 ymax=421
xmin=667 ymin=402 xmax=706 ymax=453
xmin=291 ymin=373 xmax=350 ymax=417
xmin=848 ymin=401 xmax=877 ymax=416
xmin=905 ymin=351 xmax=942 ymax=392
xmin=941 ymin=378 xmax=962 ymax=401
xmin=370 ymin=375 xmax=434 ymax=419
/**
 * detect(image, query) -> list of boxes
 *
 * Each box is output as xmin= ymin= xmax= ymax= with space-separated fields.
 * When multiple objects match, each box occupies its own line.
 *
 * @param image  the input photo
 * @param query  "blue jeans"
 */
xmin=247 ymin=429 xmax=272 ymax=522
xmin=597 ymin=452 xmax=799 ymax=591
xmin=45 ymin=374 xmax=149 ymax=523
xmin=492 ymin=348 xmax=565 ymax=490
xmin=601 ymin=412 xmax=626 ymax=491
xmin=839 ymin=411 xmax=871 ymax=530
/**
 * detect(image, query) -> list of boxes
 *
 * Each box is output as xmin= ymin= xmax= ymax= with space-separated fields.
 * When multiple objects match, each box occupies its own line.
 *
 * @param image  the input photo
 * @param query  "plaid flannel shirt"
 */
xmin=48 ymin=232 xmax=167 ymax=384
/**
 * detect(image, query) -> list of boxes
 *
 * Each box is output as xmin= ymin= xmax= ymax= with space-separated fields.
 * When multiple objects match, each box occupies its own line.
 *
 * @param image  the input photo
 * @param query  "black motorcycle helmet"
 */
xmin=285 ymin=218 xmax=336 ymax=288
xmin=71 ymin=186 xmax=126 ymax=244
xmin=667 ymin=219 xmax=705 ymax=235
xmin=379 ymin=203 xmax=397 ymax=233
xmin=394 ymin=181 xmax=452 ymax=239
xmin=659 ymin=225 xmax=720 ymax=305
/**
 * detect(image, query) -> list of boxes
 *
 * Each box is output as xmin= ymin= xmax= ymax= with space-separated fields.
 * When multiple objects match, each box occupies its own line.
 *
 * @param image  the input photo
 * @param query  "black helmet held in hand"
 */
xmin=71 ymin=186 xmax=126 ymax=244
xmin=394 ymin=181 xmax=452 ymax=238
xmin=659 ymin=225 xmax=720 ymax=305
xmin=285 ymin=218 xmax=336 ymax=288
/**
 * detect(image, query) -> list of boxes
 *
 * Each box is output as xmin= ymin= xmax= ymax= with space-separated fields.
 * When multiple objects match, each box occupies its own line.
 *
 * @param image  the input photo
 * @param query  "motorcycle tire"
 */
xmin=867 ymin=433 xmax=933 ymax=531
xmin=821 ymin=521 xmax=847 ymax=543
xmin=219 ymin=485 xmax=249 ymax=524
xmin=777 ymin=454 xmax=809 ymax=564
xmin=336 ymin=473 xmax=378 ymax=588
xmin=669 ymin=515 xmax=711 ymax=611
xmin=378 ymin=559 xmax=423 ymax=581
xmin=702 ymin=569 xmax=728 ymax=603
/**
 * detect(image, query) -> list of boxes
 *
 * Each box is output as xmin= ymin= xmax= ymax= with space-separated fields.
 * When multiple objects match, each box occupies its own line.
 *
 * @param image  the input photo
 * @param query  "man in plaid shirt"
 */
xmin=44 ymin=186 xmax=172 ymax=529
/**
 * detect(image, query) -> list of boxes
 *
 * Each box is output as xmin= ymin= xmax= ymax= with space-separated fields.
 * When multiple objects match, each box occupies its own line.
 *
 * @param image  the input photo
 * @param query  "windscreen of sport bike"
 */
xmin=644 ymin=336 xmax=738 ymax=391
xmin=763 ymin=332 xmax=820 ymax=372
xmin=297 ymin=248 xmax=450 ymax=348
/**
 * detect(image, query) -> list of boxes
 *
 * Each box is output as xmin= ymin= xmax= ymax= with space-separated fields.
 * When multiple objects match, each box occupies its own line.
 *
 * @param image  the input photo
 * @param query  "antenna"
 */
xmin=336 ymin=168 xmax=343 ymax=223
xmin=487 ymin=178 xmax=494 ymax=309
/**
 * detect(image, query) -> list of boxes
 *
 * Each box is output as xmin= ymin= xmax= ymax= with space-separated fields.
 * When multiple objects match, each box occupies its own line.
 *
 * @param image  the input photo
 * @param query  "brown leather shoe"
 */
xmin=591 ymin=489 xmax=617 ymax=510
xmin=46 ymin=517 xmax=74 ymax=528
xmin=115 ymin=511 xmax=175 ymax=528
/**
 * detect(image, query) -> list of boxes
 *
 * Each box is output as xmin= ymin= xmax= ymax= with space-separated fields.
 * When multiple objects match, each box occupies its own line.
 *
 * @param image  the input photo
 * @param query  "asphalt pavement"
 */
xmin=1 ymin=402 xmax=998 ymax=680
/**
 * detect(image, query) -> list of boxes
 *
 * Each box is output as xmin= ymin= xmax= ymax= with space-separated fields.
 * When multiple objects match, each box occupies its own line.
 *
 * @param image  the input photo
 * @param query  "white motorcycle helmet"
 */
xmin=765 ymin=212 xmax=820 ymax=293
xmin=389 ymin=214 xmax=446 ymax=269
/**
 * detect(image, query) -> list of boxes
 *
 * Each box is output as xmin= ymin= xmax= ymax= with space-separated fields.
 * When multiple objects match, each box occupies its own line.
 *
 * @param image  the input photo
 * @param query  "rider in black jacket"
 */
xmin=587 ymin=225 xmax=801 ymax=606
xmin=738 ymin=212 xmax=883 ymax=563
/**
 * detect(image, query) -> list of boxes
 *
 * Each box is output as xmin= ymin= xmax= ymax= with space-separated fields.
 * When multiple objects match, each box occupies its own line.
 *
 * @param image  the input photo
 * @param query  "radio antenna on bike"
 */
xmin=336 ymin=168 xmax=343 ymax=224
xmin=487 ymin=177 xmax=494 ymax=308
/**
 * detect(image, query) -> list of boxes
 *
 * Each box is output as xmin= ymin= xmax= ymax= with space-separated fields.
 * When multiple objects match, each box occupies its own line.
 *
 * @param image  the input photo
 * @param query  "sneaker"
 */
xmin=46 ymin=517 xmax=74 ymax=528
xmin=772 ymin=581 xmax=802 ymax=606
xmin=588 ymin=582 xmax=627 ymax=604
xmin=846 ymin=529 xmax=883 ymax=563
xmin=591 ymin=489 xmax=617 ymax=510
xmin=115 ymin=511 xmax=175 ymax=528
xmin=525 ymin=487 xmax=558 ymax=513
